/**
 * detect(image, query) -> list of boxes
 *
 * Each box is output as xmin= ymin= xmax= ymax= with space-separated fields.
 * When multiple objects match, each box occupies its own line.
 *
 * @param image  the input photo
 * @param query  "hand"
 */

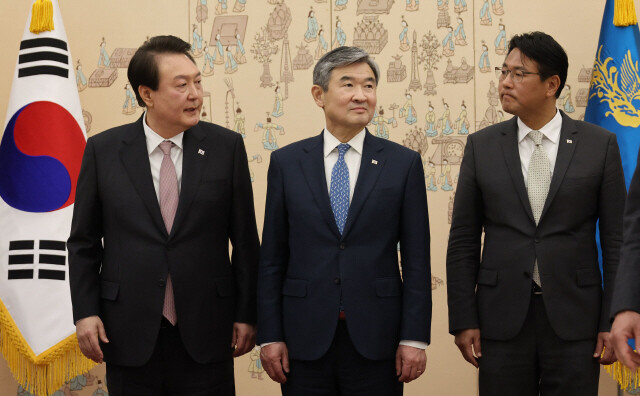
xmin=231 ymin=323 xmax=256 ymax=357
xmin=395 ymin=345 xmax=427 ymax=383
xmin=593 ymin=331 xmax=617 ymax=365
xmin=260 ymin=342 xmax=290 ymax=383
xmin=454 ymin=328 xmax=481 ymax=368
xmin=75 ymin=316 xmax=108 ymax=363
xmin=611 ymin=310 xmax=640 ymax=369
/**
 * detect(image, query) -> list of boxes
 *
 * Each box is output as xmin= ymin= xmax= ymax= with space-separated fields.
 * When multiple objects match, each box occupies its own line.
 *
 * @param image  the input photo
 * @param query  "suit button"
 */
xmin=334 ymin=277 xmax=341 ymax=285
xmin=339 ymin=243 xmax=346 ymax=249
xmin=158 ymin=279 xmax=166 ymax=287
xmin=524 ymin=272 xmax=531 ymax=279
xmin=534 ymin=239 xmax=540 ymax=243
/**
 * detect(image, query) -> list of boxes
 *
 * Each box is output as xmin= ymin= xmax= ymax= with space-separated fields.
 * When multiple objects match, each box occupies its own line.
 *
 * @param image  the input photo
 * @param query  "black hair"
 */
xmin=507 ymin=31 xmax=568 ymax=98
xmin=127 ymin=35 xmax=196 ymax=107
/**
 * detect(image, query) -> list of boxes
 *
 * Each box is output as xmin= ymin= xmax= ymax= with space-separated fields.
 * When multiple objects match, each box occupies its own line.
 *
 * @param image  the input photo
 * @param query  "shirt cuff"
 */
xmin=260 ymin=341 xmax=283 ymax=348
xmin=399 ymin=340 xmax=428 ymax=349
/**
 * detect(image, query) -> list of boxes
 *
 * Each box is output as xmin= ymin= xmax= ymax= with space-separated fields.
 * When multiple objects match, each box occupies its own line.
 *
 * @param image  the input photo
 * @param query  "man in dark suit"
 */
xmin=257 ymin=46 xmax=431 ymax=396
xmin=611 ymin=149 xmax=640 ymax=369
xmin=68 ymin=36 xmax=259 ymax=395
xmin=446 ymin=31 xmax=626 ymax=395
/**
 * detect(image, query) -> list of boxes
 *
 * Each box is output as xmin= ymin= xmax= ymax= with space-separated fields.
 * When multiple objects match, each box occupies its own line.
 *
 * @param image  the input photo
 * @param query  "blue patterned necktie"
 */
xmin=330 ymin=143 xmax=351 ymax=234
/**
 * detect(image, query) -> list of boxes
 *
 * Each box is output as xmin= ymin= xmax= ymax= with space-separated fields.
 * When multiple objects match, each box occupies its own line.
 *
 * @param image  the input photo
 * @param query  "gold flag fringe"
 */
xmin=605 ymin=361 xmax=640 ymax=390
xmin=29 ymin=0 xmax=54 ymax=34
xmin=0 ymin=299 xmax=96 ymax=396
xmin=614 ymin=0 xmax=638 ymax=26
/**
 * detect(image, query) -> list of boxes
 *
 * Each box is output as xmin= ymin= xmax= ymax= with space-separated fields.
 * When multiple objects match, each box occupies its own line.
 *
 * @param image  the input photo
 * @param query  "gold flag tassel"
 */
xmin=605 ymin=361 xmax=640 ymax=390
xmin=0 ymin=299 xmax=96 ymax=396
xmin=29 ymin=0 xmax=54 ymax=34
xmin=614 ymin=0 xmax=638 ymax=27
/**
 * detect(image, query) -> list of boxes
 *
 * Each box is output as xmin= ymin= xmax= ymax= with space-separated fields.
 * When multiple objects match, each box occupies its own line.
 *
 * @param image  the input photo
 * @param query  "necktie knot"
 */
xmin=159 ymin=141 xmax=173 ymax=156
xmin=529 ymin=130 xmax=543 ymax=146
xmin=337 ymin=143 xmax=351 ymax=158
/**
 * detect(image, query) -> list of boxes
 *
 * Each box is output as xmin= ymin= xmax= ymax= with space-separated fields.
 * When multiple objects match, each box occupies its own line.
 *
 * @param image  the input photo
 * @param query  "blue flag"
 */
xmin=585 ymin=0 xmax=640 ymax=188
xmin=586 ymin=0 xmax=640 ymax=389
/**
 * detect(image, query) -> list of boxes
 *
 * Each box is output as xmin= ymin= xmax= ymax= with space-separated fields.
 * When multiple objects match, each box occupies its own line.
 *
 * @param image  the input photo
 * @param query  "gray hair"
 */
xmin=312 ymin=46 xmax=380 ymax=91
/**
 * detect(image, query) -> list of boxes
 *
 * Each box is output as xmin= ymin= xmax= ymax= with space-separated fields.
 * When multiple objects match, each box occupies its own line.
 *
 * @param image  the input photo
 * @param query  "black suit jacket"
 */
xmin=447 ymin=112 xmax=626 ymax=341
xmin=68 ymin=116 xmax=259 ymax=366
xmin=611 ymin=148 xmax=640 ymax=317
xmin=257 ymin=130 xmax=431 ymax=361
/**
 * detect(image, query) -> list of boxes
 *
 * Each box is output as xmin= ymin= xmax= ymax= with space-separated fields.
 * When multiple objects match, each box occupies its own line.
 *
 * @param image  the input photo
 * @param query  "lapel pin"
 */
xmin=566 ymin=139 xmax=572 ymax=144
xmin=371 ymin=159 xmax=378 ymax=165
xmin=198 ymin=149 xmax=205 ymax=155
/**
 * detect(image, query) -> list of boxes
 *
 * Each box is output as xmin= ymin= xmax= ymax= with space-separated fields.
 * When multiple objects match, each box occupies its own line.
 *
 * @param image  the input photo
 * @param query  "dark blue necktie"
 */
xmin=330 ymin=143 xmax=351 ymax=234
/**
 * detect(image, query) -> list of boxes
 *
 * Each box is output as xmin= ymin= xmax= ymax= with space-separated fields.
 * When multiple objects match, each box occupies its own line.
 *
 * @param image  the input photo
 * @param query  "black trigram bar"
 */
xmin=40 ymin=240 xmax=66 ymax=251
xmin=40 ymin=254 xmax=65 ymax=265
xmin=39 ymin=269 xmax=65 ymax=280
xmin=19 ymin=51 xmax=68 ymax=65
xmin=20 ymin=38 xmax=67 ymax=51
xmin=9 ymin=240 xmax=34 ymax=250
xmin=18 ymin=65 xmax=68 ymax=78
xmin=8 ymin=269 xmax=34 ymax=280
xmin=8 ymin=255 xmax=33 ymax=265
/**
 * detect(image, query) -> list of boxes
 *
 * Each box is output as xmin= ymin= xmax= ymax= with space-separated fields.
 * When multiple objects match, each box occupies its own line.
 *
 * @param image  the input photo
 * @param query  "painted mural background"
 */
xmin=0 ymin=0 xmax=627 ymax=394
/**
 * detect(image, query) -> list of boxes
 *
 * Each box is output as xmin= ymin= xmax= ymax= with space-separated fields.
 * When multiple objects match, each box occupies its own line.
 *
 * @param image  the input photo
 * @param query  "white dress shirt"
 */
xmin=143 ymin=112 xmax=184 ymax=199
xmin=517 ymin=109 xmax=562 ymax=183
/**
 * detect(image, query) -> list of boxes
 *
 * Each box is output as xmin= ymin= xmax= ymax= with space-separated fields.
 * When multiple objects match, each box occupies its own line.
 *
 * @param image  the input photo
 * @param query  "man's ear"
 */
xmin=138 ymin=85 xmax=153 ymax=108
xmin=311 ymin=85 xmax=325 ymax=108
xmin=546 ymin=75 xmax=561 ymax=98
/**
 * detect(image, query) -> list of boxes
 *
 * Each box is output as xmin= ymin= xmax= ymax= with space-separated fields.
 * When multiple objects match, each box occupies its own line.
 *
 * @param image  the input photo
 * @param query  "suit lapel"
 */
xmin=540 ymin=112 xmax=578 ymax=221
xmin=119 ymin=117 xmax=167 ymax=236
xmin=342 ymin=130 xmax=385 ymax=239
xmin=499 ymin=117 xmax=535 ymax=223
xmin=170 ymin=124 xmax=208 ymax=238
xmin=300 ymin=132 xmax=341 ymax=238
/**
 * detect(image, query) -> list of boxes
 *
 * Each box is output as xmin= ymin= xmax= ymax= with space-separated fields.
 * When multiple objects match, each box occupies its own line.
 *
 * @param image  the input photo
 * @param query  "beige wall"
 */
xmin=0 ymin=0 xmax=625 ymax=394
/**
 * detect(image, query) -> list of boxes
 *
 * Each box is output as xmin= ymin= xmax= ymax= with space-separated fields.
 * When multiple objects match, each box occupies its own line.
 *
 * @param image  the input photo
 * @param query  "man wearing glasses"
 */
xmin=446 ymin=31 xmax=626 ymax=396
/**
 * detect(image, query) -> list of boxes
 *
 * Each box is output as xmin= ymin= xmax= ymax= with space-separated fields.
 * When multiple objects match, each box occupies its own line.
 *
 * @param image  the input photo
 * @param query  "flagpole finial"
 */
xmin=614 ymin=0 xmax=638 ymax=27
xmin=29 ymin=0 xmax=54 ymax=34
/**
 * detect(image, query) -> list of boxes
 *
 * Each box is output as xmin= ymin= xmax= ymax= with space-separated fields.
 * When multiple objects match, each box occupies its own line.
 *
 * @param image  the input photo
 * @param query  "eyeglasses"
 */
xmin=495 ymin=67 xmax=541 ymax=83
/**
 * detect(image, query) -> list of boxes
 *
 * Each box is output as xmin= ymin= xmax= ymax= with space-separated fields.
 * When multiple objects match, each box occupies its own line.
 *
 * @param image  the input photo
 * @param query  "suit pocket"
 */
xmin=562 ymin=176 xmax=597 ymax=189
xmin=576 ymin=269 xmax=601 ymax=287
xmin=215 ymin=278 xmax=236 ymax=297
xmin=100 ymin=280 xmax=119 ymax=301
xmin=282 ymin=278 xmax=307 ymax=297
xmin=477 ymin=269 xmax=498 ymax=286
xmin=375 ymin=277 xmax=402 ymax=297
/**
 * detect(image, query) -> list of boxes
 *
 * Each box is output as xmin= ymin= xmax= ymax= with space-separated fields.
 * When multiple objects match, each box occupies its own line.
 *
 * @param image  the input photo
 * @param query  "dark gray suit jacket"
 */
xmin=68 ymin=116 xmax=259 ymax=366
xmin=611 ymin=148 xmax=640 ymax=317
xmin=447 ymin=111 xmax=626 ymax=341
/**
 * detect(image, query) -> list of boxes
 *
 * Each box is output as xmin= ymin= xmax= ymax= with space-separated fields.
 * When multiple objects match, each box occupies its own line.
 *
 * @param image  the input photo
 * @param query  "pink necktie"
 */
xmin=159 ymin=141 xmax=178 ymax=325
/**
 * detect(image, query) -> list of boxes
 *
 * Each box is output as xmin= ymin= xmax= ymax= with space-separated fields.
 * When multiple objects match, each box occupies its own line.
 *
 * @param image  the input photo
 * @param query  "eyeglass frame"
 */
xmin=495 ymin=67 xmax=542 ymax=83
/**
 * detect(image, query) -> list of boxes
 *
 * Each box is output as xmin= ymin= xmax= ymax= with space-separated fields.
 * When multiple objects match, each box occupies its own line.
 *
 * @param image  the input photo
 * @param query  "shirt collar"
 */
xmin=323 ymin=128 xmax=366 ymax=158
xmin=143 ymin=111 xmax=184 ymax=155
xmin=517 ymin=109 xmax=562 ymax=144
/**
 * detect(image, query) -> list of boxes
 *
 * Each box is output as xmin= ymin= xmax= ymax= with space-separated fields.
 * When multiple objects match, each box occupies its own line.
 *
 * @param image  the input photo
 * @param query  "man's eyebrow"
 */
xmin=337 ymin=75 xmax=376 ymax=83
xmin=173 ymin=72 xmax=202 ymax=80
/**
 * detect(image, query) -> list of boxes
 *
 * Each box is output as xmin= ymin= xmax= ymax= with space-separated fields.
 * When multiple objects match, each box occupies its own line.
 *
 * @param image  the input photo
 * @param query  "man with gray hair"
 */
xmin=257 ymin=46 xmax=432 ymax=395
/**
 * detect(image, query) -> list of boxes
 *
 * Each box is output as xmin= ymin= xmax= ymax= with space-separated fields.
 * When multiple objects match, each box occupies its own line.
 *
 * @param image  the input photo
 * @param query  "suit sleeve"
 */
xmin=229 ymin=134 xmax=260 ymax=324
xmin=68 ymin=138 xmax=104 ymax=323
xmin=610 ymin=144 xmax=640 ymax=321
xmin=257 ymin=152 xmax=289 ymax=344
xmin=398 ymin=151 xmax=432 ymax=344
xmin=446 ymin=134 xmax=484 ymax=334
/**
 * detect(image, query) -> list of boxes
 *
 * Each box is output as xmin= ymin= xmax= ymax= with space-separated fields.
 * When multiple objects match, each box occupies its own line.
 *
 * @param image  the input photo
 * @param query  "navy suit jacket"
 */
xmin=257 ymin=130 xmax=431 ymax=361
